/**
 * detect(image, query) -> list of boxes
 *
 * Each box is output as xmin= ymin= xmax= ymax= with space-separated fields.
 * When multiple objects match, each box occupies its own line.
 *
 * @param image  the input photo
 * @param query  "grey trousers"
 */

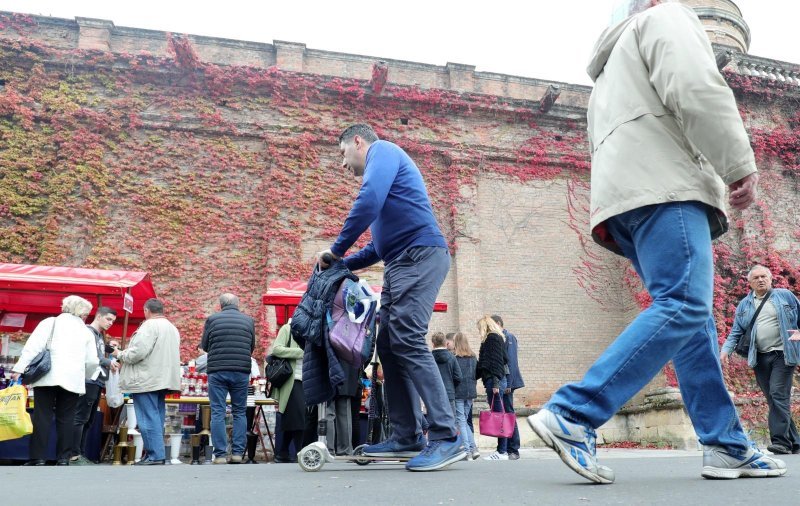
xmin=320 ymin=397 xmax=353 ymax=455
xmin=754 ymin=350 xmax=799 ymax=450
xmin=378 ymin=246 xmax=456 ymax=443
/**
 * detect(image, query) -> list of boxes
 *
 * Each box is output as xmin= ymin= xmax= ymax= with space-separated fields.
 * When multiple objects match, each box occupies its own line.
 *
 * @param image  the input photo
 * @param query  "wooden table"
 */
xmin=163 ymin=396 xmax=277 ymax=406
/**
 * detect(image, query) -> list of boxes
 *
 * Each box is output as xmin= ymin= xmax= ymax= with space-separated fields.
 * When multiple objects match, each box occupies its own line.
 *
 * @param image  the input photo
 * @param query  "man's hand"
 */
xmin=317 ymin=249 xmax=340 ymax=270
xmin=719 ymin=350 xmax=729 ymax=366
xmin=788 ymin=330 xmax=800 ymax=341
xmin=492 ymin=387 xmax=500 ymax=395
xmin=110 ymin=360 xmax=121 ymax=373
xmin=728 ymin=172 xmax=759 ymax=210
xmin=504 ymin=388 xmax=511 ymax=394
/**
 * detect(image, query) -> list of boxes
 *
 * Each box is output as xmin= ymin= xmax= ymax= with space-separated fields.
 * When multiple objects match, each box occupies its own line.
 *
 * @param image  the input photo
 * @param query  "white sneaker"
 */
xmin=527 ymin=409 xmax=614 ymax=484
xmin=471 ymin=450 xmax=481 ymax=460
xmin=702 ymin=445 xmax=786 ymax=479
xmin=483 ymin=451 xmax=508 ymax=461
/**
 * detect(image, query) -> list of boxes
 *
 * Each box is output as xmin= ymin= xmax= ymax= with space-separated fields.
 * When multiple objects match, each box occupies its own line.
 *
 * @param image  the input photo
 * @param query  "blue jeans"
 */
xmin=377 ymin=246 xmax=455 ymax=444
xmin=546 ymin=202 xmax=749 ymax=453
xmin=208 ymin=371 xmax=249 ymax=458
xmin=485 ymin=377 xmax=511 ymax=453
xmin=132 ymin=390 xmax=167 ymax=461
xmin=455 ymin=399 xmax=476 ymax=452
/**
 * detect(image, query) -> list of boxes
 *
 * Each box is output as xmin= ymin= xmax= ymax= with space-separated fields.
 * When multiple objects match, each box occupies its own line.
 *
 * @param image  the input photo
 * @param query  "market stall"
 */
xmin=0 ymin=262 xmax=157 ymax=344
xmin=0 ymin=263 xmax=157 ymax=463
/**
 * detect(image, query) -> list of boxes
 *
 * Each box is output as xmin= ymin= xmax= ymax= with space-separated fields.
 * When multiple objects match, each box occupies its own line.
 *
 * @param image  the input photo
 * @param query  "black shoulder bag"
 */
xmin=734 ymin=290 xmax=772 ymax=358
xmin=22 ymin=319 xmax=56 ymax=385
xmin=265 ymin=333 xmax=294 ymax=394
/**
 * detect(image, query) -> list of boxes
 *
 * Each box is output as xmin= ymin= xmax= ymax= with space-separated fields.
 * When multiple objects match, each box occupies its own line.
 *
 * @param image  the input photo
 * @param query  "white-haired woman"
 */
xmin=12 ymin=295 xmax=100 ymax=466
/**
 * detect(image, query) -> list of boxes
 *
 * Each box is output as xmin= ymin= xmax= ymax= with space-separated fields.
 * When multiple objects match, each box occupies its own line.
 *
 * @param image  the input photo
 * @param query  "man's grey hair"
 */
xmin=144 ymin=298 xmax=164 ymax=314
xmin=339 ymin=124 xmax=379 ymax=145
xmin=219 ymin=293 xmax=239 ymax=309
xmin=747 ymin=265 xmax=772 ymax=280
xmin=610 ymin=0 xmax=675 ymax=24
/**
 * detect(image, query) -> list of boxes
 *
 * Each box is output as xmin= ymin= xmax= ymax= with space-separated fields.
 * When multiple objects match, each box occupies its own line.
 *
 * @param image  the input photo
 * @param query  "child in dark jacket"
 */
xmin=453 ymin=332 xmax=479 ymax=460
xmin=431 ymin=332 xmax=462 ymax=418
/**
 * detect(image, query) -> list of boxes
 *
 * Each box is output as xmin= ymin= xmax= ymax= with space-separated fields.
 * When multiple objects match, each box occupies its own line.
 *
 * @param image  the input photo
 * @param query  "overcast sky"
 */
xmin=1 ymin=0 xmax=797 ymax=86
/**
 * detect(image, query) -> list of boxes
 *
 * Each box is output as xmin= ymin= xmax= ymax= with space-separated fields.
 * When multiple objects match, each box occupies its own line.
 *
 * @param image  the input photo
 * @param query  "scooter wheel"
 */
xmin=298 ymin=446 xmax=324 ymax=472
xmin=353 ymin=444 xmax=370 ymax=466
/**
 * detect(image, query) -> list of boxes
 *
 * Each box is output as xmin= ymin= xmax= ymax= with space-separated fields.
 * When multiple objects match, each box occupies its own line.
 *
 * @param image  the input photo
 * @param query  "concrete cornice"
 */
xmin=693 ymin=6 xmax=751 ymax=49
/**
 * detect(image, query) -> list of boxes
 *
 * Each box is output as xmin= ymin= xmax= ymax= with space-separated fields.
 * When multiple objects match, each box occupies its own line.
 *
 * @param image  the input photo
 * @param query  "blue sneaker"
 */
xmin=701 ymin=445 xmax=786 ymax=479
xmin=363 ymin=435 xmax=426 ymax=458
xmin=527 ymin=408 xmax=614 ymax=484
xmin=405 ymin=434 xmax=467 ymax=471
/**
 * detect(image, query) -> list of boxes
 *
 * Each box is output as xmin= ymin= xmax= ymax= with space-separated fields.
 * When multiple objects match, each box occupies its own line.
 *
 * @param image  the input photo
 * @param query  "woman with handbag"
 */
xmin=476 ymin=315 xmax=511 ymax=461
xmin=268 ymin=322 xmax=305 ymax=463
xmin=11 ymin=295 xmax=99 ymax=466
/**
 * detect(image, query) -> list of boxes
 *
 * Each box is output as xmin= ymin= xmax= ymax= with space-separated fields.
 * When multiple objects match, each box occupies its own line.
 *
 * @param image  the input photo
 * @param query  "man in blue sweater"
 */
xmin=319 ymin=123 xmax=466 ymax=471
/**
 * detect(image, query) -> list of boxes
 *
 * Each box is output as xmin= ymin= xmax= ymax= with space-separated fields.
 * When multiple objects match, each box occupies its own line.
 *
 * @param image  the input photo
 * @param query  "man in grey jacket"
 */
xmin=115 ymin=298 xmax=181 ymax=465
xmin=528 ymin=0 xmax=785 ymax=484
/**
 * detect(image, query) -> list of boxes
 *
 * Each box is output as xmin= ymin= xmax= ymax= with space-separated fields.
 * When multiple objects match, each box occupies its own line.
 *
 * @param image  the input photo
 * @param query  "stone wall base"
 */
xmin=473 ymin=387 xmax=701 ymax=451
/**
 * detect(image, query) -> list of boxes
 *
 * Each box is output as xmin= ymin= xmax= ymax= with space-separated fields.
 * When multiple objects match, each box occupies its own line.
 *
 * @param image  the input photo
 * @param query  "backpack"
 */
xmin=328 ymin=279 xmax=379 ymax=367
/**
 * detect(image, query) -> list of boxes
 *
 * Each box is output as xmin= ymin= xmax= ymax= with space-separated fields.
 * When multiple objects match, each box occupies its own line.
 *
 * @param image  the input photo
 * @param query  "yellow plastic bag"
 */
xmin=0 ymin=383 xmax=33 ymax=442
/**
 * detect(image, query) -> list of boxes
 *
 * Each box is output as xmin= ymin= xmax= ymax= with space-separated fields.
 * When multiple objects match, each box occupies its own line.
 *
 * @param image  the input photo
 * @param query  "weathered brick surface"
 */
xmin=0 ymin=5 xmax=795 ymax=411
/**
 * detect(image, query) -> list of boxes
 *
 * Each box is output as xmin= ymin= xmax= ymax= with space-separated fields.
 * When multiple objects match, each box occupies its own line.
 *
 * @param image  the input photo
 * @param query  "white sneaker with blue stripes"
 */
xmin=528 ymin=408 xmax=614 ymax=484
xmin=701 ymin=445 xmax=786 ymax=479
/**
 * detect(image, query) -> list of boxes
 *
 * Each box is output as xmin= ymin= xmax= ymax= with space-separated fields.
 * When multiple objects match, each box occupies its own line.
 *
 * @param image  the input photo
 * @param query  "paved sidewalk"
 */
xmin=3 ymin=449 xmax=796 ymax=506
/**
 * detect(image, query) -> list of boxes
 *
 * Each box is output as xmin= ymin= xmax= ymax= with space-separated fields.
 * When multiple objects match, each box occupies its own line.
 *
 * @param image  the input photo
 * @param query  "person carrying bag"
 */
xmin=479 ymin=393 xmax=517 ymax=439
xmin=0 ymin=379 xmax=33 ymax=442
xmin=734 ymin=289 xmax=772 ymax=357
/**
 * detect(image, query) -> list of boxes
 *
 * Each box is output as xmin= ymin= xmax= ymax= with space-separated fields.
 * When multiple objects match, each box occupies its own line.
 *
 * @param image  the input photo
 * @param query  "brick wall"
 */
xmin=0 ymin=9 xmax=796 ymax=411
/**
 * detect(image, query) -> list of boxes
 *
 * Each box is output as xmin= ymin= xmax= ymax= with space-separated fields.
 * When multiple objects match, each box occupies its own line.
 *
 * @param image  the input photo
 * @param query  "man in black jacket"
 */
xmin=200 ymin=293 xmax=256 ymax=464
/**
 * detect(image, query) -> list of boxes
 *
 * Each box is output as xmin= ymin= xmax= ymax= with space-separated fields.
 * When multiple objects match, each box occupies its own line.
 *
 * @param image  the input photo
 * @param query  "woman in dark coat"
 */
xmin=476 ymin=315 xmax=510 ymax=460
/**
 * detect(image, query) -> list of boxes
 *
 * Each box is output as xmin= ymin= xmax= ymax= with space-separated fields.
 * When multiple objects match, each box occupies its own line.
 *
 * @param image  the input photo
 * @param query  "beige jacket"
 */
xmin=586 ymin=3 xmax=756 ymax=253
xmin=118 ymin=316 xmax=181 ymax=394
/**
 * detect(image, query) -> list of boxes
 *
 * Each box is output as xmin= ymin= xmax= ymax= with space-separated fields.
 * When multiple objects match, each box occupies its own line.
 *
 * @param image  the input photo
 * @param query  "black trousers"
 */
xmin=31 ymin=386 xmax=79 ymax=461
xmin=71 ymin=383 xmax=102 ymax=457
xmin=754 ymin=350 xmax=799 ymax=449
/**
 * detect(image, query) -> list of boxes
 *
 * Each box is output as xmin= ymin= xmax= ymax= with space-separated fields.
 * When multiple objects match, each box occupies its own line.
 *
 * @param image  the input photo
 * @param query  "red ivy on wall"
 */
xmin=2 ymin=16 xmax=798 ymax=436
xmin=0 ymin=16 xmax=590 ymax=361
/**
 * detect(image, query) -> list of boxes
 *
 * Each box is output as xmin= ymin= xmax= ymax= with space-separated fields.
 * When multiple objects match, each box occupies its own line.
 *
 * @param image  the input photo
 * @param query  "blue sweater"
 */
xmin=331 ymin=140 xmax=447 ymax=271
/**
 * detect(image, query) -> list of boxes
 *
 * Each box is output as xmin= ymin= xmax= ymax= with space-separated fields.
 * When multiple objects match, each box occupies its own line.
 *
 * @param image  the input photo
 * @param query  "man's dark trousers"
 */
xmin=499 ymin=389 xmax=521 ymax=455
xmin=753 ymin=350 xmax=799 ymax=450
xmin=377 ymin=246 xmax=455 ymax=443
xmin=72 ymin=383 xmax=102 ymax=457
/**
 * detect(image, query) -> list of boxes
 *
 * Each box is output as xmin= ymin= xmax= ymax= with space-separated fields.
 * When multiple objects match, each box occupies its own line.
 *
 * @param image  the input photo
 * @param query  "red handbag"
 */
xmin=479 ymin=394 xmax=517 ymax=438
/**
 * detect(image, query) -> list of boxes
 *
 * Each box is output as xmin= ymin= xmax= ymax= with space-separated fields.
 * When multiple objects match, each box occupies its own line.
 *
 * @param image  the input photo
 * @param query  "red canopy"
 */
xmin=0 ymin=263 xmax=157 ymax=338
xmin=262 ymin=279 xmax=448 ymax=326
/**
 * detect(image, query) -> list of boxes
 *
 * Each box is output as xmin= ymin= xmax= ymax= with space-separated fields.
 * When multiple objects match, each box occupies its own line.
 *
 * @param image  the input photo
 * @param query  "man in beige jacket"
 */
xmin=115 ymin=298 xmax=181 ymax=465
xmin=528 ymin=0 xmax=785 ymax=484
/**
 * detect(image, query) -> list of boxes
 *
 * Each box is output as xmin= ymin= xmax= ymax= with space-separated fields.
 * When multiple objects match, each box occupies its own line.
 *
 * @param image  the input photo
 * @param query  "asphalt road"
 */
xmin=3 ymin=449 xmax=798 ymax=505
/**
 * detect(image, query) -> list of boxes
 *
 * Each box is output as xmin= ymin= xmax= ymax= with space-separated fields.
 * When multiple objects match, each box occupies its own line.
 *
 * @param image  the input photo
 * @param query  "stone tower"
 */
xmin=679 ymin=0 xmax=750 ymax=52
